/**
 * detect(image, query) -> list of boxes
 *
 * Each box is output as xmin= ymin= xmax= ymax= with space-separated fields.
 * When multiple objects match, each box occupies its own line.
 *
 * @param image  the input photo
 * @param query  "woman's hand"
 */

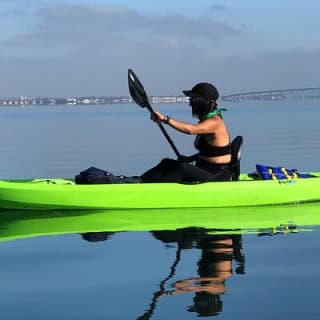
xmin=151 ymin=111 xmax=165 ymax=123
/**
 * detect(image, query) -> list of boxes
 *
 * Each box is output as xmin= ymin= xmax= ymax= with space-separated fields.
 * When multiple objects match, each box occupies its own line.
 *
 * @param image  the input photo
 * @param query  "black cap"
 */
xmin=183 ymin=82 xmax=219 ymax=101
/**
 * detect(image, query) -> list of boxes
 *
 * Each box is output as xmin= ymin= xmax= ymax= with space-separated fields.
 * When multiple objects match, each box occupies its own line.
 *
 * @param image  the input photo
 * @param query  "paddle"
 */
xmin=128 ymin=69 xmax=181 ymax=158
xmin=136 ymin=244 xmax=182 ymax=320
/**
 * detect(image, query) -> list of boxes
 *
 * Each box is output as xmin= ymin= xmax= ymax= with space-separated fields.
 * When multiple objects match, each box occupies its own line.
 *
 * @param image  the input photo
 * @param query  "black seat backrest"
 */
xmin=230 ymin=136 xmax=243 ymax=181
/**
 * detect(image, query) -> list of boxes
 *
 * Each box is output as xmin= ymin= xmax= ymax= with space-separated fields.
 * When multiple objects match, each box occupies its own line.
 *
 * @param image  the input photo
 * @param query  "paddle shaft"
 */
xmin=144 ymin=100 xmax=181 ymax=157
xmin=136 ymin=244 xmax=182 ymax=320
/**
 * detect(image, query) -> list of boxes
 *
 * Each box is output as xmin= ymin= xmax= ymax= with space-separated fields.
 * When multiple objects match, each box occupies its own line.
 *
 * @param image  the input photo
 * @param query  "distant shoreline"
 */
xmin=0 ymin=95 xmax=189 ymax=106
xmin=1 ymin=87 xmax=320 ymax=106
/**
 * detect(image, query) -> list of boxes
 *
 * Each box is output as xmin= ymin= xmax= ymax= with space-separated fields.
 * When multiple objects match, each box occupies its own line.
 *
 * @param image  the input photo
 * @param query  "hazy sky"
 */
xmin=0 ymin=0 xmax=319 ymax=97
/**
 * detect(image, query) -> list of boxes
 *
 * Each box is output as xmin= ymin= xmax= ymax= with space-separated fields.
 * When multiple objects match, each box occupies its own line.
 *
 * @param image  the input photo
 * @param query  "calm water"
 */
xmin=0 ymin=102 xmax=320 ymax=319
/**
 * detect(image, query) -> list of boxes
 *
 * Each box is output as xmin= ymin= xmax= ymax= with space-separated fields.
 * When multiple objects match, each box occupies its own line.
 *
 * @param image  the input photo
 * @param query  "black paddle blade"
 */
xmin=127 ymin=68 xmax=181 ymax=157
xmin=128 ymin=69 xmax=151 ymax=109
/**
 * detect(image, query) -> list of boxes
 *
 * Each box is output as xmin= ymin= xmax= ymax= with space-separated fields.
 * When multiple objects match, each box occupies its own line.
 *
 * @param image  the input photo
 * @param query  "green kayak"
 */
xmin=1 ymin=204 xmax=320 ymax=243
xmin=0 ymin=173 xmax=320 ymax=210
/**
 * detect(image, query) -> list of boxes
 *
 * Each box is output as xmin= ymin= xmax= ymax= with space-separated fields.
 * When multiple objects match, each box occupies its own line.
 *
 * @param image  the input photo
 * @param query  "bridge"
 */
xmin=222 ymin=87 xmax=320 ymax=102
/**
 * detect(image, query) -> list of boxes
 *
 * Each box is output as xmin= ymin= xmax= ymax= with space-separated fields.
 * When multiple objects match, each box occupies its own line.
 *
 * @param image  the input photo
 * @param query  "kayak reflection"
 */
xmin=1 ymin=204 xmax=319 ymax=243
xmin=81 ymin=231 xmax=115 ymax=242
xmin=137 ymin=228 xmax=245 ymax=319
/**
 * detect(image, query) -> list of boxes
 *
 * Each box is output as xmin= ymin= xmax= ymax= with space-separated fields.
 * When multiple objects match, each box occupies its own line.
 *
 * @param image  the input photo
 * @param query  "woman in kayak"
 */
xmin=140 ymin=82 xmax=232 ymax=183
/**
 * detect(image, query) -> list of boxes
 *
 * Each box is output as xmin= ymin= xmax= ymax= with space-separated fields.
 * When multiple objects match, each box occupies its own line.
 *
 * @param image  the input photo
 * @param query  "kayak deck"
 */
xmin=0 ymin=173 xmax=320 ymax=210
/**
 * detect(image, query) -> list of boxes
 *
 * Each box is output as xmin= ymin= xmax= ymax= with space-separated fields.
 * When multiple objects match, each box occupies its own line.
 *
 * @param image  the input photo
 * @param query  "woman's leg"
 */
xmin=140 ymin=158 xmax=183 ymax=182
xmin=206 ymin=169 xmax=232 ymax=181
xmin=141 ymin=158 xmax=232 ymax=183
xmin=178 ymin=162 xmax=212 ymax=183
xmin=140 ymin=158 xmax=212 ymax=183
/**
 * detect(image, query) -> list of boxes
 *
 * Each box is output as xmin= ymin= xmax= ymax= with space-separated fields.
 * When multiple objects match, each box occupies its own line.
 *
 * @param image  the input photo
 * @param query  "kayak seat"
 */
xmin=230 ymin=135 xmax=243 ymax=181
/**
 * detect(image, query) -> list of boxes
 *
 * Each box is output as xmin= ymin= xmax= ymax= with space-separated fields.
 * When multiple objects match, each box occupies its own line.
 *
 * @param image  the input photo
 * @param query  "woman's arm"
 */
xmin=152 ymin=111 xmax=219 ymax=135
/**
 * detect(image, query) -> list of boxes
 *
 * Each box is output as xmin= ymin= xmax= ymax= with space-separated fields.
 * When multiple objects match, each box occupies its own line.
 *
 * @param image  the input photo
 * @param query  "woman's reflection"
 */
xmin=184 ymin=235 xmax=240 ymax=316
xmin=151 ymin=228 xmax=245 ymax=317
xmin=79 ymin=228 xmax=245 ymax=318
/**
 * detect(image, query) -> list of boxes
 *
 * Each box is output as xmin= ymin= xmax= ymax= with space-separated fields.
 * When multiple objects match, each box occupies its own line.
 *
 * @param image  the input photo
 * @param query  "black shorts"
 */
xmin=140 ymin=158 xmax=231 ymax=183
xmin=195 ymin=158 xmax=231 ymax=181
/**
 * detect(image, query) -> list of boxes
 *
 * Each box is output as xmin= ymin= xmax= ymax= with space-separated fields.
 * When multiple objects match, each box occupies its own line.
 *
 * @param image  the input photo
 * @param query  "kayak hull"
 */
xmin=0 ymin=173 xmax=320 ymax=210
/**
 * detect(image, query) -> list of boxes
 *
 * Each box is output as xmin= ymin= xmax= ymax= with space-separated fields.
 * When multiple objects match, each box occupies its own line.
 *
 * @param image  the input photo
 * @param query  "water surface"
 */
xmin=0 ymin=102 xmax=320 ymax=319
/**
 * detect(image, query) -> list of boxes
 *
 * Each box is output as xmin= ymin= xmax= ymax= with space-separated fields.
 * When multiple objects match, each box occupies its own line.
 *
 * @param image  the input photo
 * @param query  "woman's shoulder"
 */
xmin=204 ymin=115 xmax=224 ymax=127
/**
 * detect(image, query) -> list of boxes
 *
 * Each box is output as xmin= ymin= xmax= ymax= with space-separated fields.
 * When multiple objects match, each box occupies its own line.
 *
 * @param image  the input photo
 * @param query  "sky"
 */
xmin=0 ymin=0 xmax=319 ymax=97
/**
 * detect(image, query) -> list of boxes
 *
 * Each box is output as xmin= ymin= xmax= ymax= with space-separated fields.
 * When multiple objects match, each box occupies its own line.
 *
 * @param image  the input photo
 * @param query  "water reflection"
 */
xmin=81 ymin=232 xmax=115 ymax=242
xmin=257 ymin=224 xmax=298 ymax=237
xmin=79 ymin=227 xmax=245 ymax=318
xmin=0 ymin=210 xmax=314 ymax=319
xmin=150 ymin=228 xmax=245 ymax=318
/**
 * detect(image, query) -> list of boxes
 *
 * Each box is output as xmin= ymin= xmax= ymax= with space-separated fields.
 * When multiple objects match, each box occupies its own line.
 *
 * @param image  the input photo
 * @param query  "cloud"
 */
xmin=0 ymin=45 xmax=319 ymax=98
xmin=0 ymin=3 xmax=319 ymax=97
xmin=2 ymin=4 xmax=240 ymax=52
xmin=149 ymin=14 xmax=237 ymax=42
xmin=210 ymin=4 xmax=228 ymax=11
xmin=0 ymin=0 xmax=49 ymax=13
xmin=211 ymin=48 xmax=320 ymax=94
xmin=0 ymin=3 xmax=242 ymax=97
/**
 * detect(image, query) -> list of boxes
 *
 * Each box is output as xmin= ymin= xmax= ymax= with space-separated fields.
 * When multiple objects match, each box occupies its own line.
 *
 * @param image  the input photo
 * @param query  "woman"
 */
xmin=140 ymin=82 xmax=232 ymax=183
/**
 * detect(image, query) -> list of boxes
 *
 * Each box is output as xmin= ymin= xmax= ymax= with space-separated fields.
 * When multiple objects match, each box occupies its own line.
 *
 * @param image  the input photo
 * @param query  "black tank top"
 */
xmin=194 ymin=135 xmax=231 ymax=157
